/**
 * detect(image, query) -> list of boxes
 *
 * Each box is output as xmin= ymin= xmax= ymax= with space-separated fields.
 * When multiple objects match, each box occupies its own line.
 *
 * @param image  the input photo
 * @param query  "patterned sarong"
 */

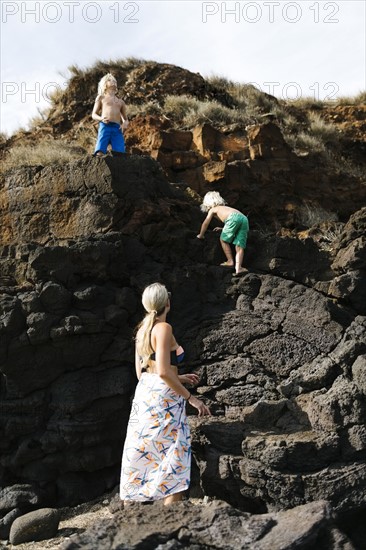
xmin=120 ymin=372 xmax=191 ymax=501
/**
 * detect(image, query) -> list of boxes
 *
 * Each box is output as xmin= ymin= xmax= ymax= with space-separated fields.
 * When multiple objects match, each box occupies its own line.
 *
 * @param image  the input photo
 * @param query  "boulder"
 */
xmin=0 ymin=508 xmax=22 ymax=540
xmin=9 ymin=508 xmax=60 ymax=545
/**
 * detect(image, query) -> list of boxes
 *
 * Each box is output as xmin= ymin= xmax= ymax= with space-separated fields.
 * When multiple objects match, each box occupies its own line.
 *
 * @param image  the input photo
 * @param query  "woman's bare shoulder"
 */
xmin=153 ymin=321 xmax=172 ymax=335
xmin=151 ymin=323 xmax=173 ymax=350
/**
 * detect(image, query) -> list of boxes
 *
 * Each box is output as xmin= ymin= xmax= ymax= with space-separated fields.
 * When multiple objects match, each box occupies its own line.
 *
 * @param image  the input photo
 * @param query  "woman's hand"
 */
xmin=187 ymin=395 xmax=211 ymax=417
xmin=179 ymin=373 xmax=200 ymax=386
xmin=213 ymin=227 xmax=222 ymax=232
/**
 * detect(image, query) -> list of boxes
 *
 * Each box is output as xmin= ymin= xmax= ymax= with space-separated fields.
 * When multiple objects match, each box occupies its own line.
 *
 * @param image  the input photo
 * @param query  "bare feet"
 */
xmin=123 ymin=500 xmax=135 ymax=508
xmin=164 ymin=492 xmax=184 ymax=506
xmin=233 ymin=268 xmax=248 ymax=276
xmin=220 ymin=261 xmax=234 ymax=267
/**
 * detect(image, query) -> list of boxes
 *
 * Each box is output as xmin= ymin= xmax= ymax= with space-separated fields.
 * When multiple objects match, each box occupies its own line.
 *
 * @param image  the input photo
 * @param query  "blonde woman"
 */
xmin=120 ymin=283 xmax=210 ymax=505
xmin=91 ymin=73 xmax=129 ymax=156
xmin=197 ymin=191 xmax=249 ymax=275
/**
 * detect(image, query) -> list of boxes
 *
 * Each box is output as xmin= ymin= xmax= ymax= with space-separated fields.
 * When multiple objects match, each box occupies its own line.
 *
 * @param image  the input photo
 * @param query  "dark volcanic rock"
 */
xmin=329 ymin=207 xmax=366 ymax=314
xmin=1 ymin=155 xmax=365 ymax=544
xmin=0 ymin=484 xmax=41 ymax=513
xmin=61 ymin=499 xmax=354 ymax=550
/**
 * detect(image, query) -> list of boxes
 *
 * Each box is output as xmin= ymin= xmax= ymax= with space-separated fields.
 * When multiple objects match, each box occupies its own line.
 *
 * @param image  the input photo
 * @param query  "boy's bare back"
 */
xmin=211 ymin=205 xmax=241 ymax=224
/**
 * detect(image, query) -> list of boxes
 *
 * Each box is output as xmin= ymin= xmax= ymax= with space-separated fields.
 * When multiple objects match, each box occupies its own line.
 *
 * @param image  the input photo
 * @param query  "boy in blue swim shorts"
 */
xmin=197 ymin=191 xmax=249 ymax=275
xmin=92 ymin=73 xmax=129 ymax=156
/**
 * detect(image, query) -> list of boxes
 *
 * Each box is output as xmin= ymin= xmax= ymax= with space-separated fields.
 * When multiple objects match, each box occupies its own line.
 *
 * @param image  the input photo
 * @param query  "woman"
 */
xmin=120 ymin=283 xmax=210 ymax=505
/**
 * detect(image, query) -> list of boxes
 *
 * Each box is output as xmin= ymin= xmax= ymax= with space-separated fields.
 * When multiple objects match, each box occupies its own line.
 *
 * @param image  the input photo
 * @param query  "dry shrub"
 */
xmin=308 ymin=112 xmax=340 ymax=144
xmin=333 ymin=91 xmax=366 ymax=106
xmin=298 ymin=202 xmax=338 ymax=228
xmin=67 ymin=57 xmax=147 ymax=80
xmin=1 ymin=141 xmax=85 ymax=172
xmin=162 ymin=95 xmax=256 ymax=128
xmin=128 ymin=101 xmax=162 ymax=118
xmin=285 ymin=132 xmax=326 ymax=153
xmin=206 ymin=75 xmax=277 ymax=111
xmin=284 ymin=112 xmax=340 ymax=154
xmin=163 ymin=95 xmax=200 ymax=120
xmin=73 ymin=125 xmax=98 ymax=152
xmin=289 ymin=97 xmax=325 ymax=109
xmin=307 ymin=221 xmax=345 ymax=251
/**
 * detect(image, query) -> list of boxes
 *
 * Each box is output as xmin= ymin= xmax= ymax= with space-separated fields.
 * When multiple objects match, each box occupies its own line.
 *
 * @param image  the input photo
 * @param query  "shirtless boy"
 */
xmin=92 ymin=73 xmax=129 ymax=156
xmin=197 ymin=191 xmax=249 ymax=275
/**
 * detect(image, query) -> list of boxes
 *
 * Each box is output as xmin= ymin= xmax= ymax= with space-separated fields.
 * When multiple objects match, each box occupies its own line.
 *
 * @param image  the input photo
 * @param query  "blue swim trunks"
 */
xmin=221 ymin=212 xmax=249 ymax=249
xmin=94 ymin=122 xmax=125 ymax=155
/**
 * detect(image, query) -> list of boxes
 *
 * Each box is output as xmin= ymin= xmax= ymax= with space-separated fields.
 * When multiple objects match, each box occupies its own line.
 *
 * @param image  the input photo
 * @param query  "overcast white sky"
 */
xmin=1 ymin=0 xmax=365 ymax=135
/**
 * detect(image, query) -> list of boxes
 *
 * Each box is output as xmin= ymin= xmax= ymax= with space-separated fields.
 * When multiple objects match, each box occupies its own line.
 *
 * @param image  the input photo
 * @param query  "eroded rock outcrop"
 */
xmin=125 ymin=117 xmax=366 ymax=228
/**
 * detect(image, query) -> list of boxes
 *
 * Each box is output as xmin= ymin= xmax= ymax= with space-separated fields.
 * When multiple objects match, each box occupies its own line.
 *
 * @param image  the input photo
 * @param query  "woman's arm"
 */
xmin=154 ymin=323 xmax=191 ymax=399
xmin=154 ymin=323 xmax=211 ymax=417
xmin=135 ymin=347 xmax=142 ymax=380
xmin=178 ymin=373 xmax=199 ymax=385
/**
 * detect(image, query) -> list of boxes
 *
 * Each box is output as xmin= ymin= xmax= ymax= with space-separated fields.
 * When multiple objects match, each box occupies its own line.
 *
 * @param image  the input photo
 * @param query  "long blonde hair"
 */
xmin=136 ymin=283 xmax=169 ymax=367
xmin=200 ymin=191 xmax=227 ymax=213
xmin=97 ymin=73 xmax=118 ymax=96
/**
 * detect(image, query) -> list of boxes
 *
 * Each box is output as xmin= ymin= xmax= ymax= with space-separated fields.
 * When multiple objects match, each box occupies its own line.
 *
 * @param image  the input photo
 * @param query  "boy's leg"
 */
xmin=220 ymin=217 xmax=237 ymax=266
xmin=93 ymin=122 xmax=111 ymax=156
xmin=233 ymin=215 xmax=249 ymax=274
xmin=234 ymin=246 xmax=247 ymax=274
xmin=220 ymin=239 xmax=234 ymax=266
xmin=110 ymin=124 xmax=126 ymax=153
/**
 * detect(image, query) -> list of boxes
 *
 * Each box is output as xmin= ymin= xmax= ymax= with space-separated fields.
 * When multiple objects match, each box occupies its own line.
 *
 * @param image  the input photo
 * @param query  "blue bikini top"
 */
xmin=140 ymin=324 xmax=185 ymax=371
xmin=149 ymin=345 xmax=185 ymax=366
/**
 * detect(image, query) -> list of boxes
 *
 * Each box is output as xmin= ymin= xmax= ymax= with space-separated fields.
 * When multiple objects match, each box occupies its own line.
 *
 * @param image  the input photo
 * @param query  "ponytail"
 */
xmin=135 ymin=283 xmax=169 ymax=367
xmin=136 ymin=311 xmax=157 ymax=367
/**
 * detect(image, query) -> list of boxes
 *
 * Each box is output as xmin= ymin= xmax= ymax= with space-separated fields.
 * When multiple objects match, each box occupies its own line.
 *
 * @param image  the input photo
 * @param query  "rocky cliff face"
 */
xmin=0 ymin=154 xmax=365 ymax=546
xmin=1 ymin=59 xmax=365 ymax=546
xmin=2 ymin=61 xmax=365 ymax=231
xmin=125 ymin=116 xmax=366 ymax=229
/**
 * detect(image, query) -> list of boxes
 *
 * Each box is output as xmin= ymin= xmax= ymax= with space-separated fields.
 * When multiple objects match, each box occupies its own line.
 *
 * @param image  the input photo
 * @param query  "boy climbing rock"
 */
xmin=92 ymin=73 xmax=129 ymax=156
xmin=197 ymin=191 xmax=249 ymax=275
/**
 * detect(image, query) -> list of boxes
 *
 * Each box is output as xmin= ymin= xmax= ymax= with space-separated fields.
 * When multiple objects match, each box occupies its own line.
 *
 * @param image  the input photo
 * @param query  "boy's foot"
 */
xmin=233 ymin=268 xmax=248 ymax=277
xmin=220 ymin=261 xmax=234 ymax=267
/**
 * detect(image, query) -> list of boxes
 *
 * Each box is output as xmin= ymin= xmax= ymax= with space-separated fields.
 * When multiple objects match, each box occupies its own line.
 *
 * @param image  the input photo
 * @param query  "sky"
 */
xmin=1 ymin=0 xmax=365 ymax=136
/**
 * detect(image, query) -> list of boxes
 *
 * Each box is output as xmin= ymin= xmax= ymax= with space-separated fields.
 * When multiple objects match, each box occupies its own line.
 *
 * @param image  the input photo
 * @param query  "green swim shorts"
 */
xmin=221 ymin=212 xmax=249 ymax=249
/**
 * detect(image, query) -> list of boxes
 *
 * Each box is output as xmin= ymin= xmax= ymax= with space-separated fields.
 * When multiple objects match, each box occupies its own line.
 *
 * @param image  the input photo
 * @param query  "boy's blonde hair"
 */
xmin=200 ymin=191 xmax=227 ymax=213
xmin=98 ymin=73 xmax=118 ymax=96
xmin=136 ymin=283 xmax=170 ymax=367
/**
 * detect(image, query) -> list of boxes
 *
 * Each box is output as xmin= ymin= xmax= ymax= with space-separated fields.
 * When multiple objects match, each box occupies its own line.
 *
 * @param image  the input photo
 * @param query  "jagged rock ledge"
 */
xmin=62 ymin=498 xmax=357 ymax=550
